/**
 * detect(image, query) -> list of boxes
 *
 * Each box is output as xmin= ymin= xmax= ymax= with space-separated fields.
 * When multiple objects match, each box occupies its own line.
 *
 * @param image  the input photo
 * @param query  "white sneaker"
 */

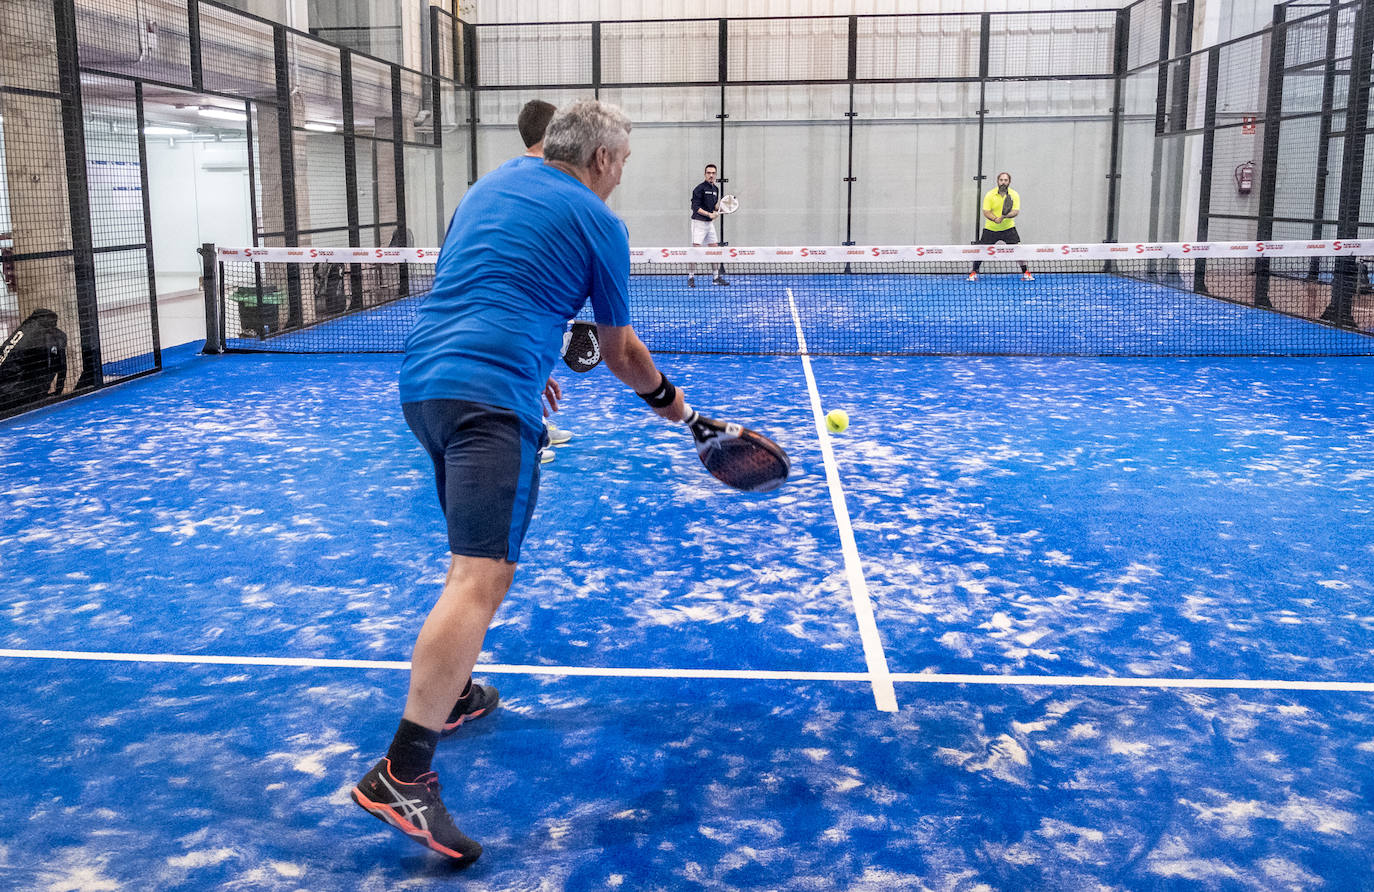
xmin=545 ymin=419 xmax=573 ymax=445
xmin=540 ymin=448 xmax=555 ymax=464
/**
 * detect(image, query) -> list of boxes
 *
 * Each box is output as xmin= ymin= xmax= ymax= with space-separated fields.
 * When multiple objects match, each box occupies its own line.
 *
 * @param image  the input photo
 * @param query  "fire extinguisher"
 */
xmin=1235 ymin=161 xmax=1255 ymax=195
xmin=0 ymin=244 xmax=16 ymax=293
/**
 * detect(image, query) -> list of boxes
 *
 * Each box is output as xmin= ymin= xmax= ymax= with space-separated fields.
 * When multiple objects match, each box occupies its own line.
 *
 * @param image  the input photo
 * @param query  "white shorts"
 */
xmin=691 ymin=218 xmax=718 ymax=246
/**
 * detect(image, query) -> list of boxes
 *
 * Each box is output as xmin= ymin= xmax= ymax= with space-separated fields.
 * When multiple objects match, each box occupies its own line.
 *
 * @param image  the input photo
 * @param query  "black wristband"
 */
xmin=636 ymin=373 xmax=677 ymax=409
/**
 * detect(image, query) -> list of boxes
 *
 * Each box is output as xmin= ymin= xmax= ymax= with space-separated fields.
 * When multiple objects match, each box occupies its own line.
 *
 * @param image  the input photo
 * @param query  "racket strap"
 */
xmin=636 ymin=373 xmax=677 ymax=409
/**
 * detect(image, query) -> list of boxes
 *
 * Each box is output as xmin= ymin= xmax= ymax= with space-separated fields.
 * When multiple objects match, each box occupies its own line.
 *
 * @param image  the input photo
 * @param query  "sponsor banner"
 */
xmin=627 ymin=241 xmax=1374 ymax=262
xmin=221 ymin=240 xmax=1373 ymax=265
xmin=217 ymin=247 xmax=434 ymax=263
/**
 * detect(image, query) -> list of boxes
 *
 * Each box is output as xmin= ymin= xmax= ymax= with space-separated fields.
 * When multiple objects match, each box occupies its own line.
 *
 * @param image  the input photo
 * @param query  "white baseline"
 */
xmin=3 ymin=649 xmax=1374 ymax=693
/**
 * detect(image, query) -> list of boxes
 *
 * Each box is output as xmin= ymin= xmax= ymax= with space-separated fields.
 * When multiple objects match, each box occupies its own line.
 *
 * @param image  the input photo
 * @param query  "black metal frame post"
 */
xmin=340 ymin=50 xmax=365 ymax=310
xmin=187 ymin=0 xmax=203 ymax=93
xmin=273 ymin=26 xmax=302 ymax=327
xmin=591 ymin=21 xmax=601 ymax=98
xmin=244 ymin=104 xmax=260 ymax=248
xmin=134 ymin=82 xmax=163 ymax=367
xmin=1254 ymin=4 xmax=1289 ymax=308
xmin=430 ymin=7 xmax=447 ymax=243
xmin=1105 ymin=8 xmax=1130 ymax=243
xmin=463 ymin=20 xmax=479 ymax=186
xmin=973 ymin=13 xmax=990 ymax=243
xmin=843 ymin=16 xmax=858 ymax=246
xmin=53 ymin=0 xmax=102 ymax=388
xmin=1324 ymin=0 xmax=1374 ymax=326
xmin=1147 ymin=0 xmax=1173 ymax=241
xmin=717 ymin=19 xmax=729 ymax=244
xmin=391 ymin=67 xmax=411 ymax=298
xmin=1194 ymin=46 xmax=1221 ymax=293
xmin=1308 ymin=0 xmax=1342 ymax=281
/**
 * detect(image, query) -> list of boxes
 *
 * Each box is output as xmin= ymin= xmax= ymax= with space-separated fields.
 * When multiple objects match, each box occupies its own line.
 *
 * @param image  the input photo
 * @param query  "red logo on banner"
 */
xmin=1242 ymin=116 xmax=1257 ymax=135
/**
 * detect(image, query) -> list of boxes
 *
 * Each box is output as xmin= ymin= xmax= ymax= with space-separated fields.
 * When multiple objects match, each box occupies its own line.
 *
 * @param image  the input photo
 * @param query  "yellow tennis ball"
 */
xmin=826 ymin=409 xmax=849 ymax=433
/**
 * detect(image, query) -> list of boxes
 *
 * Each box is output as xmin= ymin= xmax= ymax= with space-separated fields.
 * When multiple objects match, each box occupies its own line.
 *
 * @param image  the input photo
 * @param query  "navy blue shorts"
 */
xmin=403 ymin=399 xmax=546 ymax=562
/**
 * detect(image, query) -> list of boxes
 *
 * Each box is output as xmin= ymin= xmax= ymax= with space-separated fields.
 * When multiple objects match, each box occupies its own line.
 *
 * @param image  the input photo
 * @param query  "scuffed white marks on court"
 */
xmin=815 ymin=356 xmax=1374 ymax=683
xmin=0 ymin=356 xmax=452 ymax=660
xmin=504 ymin=356 xmax=866 ymax=673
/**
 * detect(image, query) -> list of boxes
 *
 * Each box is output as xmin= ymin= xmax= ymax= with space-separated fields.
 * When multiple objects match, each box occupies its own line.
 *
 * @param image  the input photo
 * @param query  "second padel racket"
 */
xmin=562 ymin=321 xmax=601 ymax=373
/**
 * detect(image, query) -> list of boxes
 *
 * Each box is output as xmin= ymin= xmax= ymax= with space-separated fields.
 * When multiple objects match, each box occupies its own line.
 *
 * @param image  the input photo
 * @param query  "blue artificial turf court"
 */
xmin=4 ymin=272 xmax=1374 ymax=889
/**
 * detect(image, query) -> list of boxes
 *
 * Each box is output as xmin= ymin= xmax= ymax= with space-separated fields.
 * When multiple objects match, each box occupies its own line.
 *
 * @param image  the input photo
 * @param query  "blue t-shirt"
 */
xmin=400 ymin=160 xmax=632 ymax=430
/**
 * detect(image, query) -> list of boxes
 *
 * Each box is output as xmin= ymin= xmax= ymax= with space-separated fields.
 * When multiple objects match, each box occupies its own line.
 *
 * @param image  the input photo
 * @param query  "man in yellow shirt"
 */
xmin=968 ymin=171 xmax=1032 ymax=282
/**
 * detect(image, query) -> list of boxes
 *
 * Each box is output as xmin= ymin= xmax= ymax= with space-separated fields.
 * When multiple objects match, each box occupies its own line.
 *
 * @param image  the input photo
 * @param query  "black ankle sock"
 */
xmin=386 ymin=719 xmax=440 ymax=783
xmin=458 ymin=677 xmax=473 ymax=702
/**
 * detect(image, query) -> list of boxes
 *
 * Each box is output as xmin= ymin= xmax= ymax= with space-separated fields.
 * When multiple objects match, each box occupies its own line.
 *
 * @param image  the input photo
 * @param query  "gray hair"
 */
xmin=542 ymin=100 xmax=632 ymax=167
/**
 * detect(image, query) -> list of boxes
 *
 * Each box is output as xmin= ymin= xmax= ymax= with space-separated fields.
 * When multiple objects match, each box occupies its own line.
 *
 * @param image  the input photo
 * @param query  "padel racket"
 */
xmin=1002 ymin=193 xmax=1014 ymax=217
xmin=561 ymin=321 xmax=601 ymax=373
xmin=718 ymin=194 xmax=740 ymax=214
xmin=682 ymin=403 xmax=789 ymax=493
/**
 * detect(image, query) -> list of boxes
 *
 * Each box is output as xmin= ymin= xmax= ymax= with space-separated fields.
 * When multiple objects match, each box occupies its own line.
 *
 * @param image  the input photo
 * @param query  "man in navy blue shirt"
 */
xmin=505 ymin=98 xmax=574 ymax=460
xmin=689 ymin=163 xmax=729 ymax=287
xmin=352 ymin=100 xmax=688 ymax=863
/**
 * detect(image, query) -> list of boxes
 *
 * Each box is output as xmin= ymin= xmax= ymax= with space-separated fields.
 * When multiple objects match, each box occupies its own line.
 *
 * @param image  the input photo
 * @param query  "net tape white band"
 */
xmin=218 ymin=240 xmax=1374 ymax=265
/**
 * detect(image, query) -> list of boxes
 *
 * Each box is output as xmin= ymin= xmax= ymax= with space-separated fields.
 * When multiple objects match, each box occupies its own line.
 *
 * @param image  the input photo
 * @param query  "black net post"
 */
xmin=199 ymin=243 xmax=223 ymax=354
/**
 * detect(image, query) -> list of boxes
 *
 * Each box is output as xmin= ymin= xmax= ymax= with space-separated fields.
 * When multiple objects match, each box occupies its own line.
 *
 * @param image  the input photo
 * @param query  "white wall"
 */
xmin=146 ymin=138 xmax=252 ymax=289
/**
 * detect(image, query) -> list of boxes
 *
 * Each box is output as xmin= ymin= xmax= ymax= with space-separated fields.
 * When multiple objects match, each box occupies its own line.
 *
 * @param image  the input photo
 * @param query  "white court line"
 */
xmin=4 ymin=648 xmax=1374 ymax=693
xmin=787 ymin=288 xmax=899 ymax=712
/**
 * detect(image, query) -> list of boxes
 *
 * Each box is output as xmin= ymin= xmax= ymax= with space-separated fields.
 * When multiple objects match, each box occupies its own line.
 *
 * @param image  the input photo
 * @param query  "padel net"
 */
xmin=208 ymin=240 xmax=1374 ymax=357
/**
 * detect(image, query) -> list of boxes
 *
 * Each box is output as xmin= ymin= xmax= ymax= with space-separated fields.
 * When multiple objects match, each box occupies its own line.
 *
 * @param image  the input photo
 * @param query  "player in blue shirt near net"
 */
xmin=352 ymin=99 xmax=690 ymax=863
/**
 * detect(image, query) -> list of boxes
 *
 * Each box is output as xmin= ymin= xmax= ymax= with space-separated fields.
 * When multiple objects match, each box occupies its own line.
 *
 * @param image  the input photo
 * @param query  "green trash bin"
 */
xmin=231 ymin=287 xmax=284 ymax=337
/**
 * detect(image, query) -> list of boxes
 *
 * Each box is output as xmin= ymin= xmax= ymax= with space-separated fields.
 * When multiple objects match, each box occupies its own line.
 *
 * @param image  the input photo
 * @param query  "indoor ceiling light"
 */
xmin=198 ymin=107 xmax=247 ymax=122
xmin=302 ymin=122 xmax=338 ymax=133
xmin=144 ymin=125 xmax=191 ymax=136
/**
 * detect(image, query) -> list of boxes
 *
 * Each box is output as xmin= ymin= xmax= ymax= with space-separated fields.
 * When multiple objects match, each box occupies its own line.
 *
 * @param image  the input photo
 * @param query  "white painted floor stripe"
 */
xmin=787 ymin=289 xmax=899 ymax=712
xmin=4 ymin=648 xmax=1373 ymax=693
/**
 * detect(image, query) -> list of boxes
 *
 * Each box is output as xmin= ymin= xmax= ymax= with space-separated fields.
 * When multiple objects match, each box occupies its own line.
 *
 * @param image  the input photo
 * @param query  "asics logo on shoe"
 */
xmin=378 ymin=772 xmax=429 ymax=831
